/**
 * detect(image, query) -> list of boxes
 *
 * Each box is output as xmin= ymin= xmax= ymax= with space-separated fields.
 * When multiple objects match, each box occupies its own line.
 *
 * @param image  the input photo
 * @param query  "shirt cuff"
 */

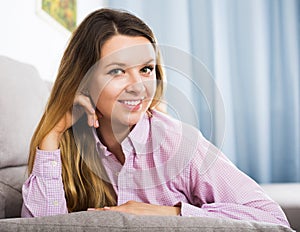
xmin=178 ymin=202 xmax=208 ymax=217
xmin=32 ymin=148 xmax=62 ymax=179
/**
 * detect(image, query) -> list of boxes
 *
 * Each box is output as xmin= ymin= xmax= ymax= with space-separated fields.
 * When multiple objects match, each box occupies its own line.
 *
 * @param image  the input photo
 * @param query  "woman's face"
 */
xmin=89 ymin=35 xmax=157 ymax=127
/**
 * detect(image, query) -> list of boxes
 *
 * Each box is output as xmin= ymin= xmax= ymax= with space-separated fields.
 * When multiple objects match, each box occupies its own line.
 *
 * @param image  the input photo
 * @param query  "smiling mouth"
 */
xmin=118 ymin=99 xmax=142 ymax=106
xmin=118 ymin=97 xmax=146 ymax=111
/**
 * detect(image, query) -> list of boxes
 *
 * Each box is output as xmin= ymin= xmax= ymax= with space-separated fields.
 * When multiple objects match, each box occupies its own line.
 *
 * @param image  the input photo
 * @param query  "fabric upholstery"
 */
xmin=0 ymin=211 xmax=294 ymax=232
xmin=261 ymin=183 xmax=300 ymax=232
xmin=0 ymin=166 xmax=27 ymax=218
xmin=0 ymin=55 xmax=48 ymax=219
xmin=0 ymin=55 xmax=49 ymax=168
xmin=0 ymin=192 xmax=4 ymax=219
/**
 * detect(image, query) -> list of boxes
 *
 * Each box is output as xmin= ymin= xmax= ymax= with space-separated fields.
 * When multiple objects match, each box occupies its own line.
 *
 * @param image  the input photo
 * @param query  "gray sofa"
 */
xmin=0 ymin=55 xmax=298 ymax=231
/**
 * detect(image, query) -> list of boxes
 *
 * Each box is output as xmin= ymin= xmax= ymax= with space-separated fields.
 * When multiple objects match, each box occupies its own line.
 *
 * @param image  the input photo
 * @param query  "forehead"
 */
xmin=100 ymin=35 xmax=156 ymax=66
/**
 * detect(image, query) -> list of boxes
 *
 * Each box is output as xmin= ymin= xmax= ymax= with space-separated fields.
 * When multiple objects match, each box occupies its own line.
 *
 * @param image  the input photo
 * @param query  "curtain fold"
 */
xmin=107 ymin=0 xmax=300 ymax=183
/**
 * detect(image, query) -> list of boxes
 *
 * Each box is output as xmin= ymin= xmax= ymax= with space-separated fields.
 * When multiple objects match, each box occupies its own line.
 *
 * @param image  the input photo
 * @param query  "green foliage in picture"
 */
xmin=42 ymin=0 xmax=77 ymax=32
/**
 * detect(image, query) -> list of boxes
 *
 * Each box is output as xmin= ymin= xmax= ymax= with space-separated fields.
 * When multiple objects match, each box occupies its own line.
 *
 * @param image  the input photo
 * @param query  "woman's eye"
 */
xmin=107 ymin=69 xmax=124 ymax=76
xmin=140 ymin=65 xmax=154 ymax=76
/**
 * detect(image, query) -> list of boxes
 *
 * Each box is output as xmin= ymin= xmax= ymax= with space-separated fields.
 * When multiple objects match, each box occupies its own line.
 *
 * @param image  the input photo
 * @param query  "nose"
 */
xmin=125 ymin=72 xmax=146 ymax=95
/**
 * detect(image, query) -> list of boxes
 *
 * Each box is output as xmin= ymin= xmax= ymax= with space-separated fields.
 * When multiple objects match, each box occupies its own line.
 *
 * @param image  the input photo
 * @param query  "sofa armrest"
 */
xmin=261 ymin=183 xmax=300 ymax=232
xmin=0 ymin=166 xmax=27 ymax=219
xmin=0 ymin=211 xmax=294 ymax=232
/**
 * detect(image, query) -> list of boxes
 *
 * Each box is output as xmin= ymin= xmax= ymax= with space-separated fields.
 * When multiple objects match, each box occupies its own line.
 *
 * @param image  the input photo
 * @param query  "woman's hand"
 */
xmin=88 ymin=200 xmax=181 ymax=216
xmin=54 ymin=93 xmax=99 ymax=134
xmin=39 ymin=93 xmax=99 ymax=150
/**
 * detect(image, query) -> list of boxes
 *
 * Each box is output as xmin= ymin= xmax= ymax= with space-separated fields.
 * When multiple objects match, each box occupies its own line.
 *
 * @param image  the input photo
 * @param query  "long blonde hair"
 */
xmin=27 ymin=8 xmax=165 ymax=212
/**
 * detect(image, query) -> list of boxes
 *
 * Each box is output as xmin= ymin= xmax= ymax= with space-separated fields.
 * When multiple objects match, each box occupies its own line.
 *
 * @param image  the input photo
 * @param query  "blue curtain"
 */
xmin=107 ymin=0 xmax=300 ymax=183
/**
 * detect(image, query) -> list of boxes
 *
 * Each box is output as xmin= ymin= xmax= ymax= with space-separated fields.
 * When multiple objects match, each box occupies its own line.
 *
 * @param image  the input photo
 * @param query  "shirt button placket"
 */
xmin=117 ymin=158 xmax=130 ymax=205
xmin=117 ymin=170 xmax=124 ymax=205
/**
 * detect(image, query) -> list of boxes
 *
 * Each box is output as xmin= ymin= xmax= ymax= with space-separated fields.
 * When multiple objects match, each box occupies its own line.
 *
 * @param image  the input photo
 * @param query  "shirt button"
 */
xmin=53 ymin=200 xmax=59 ymax=206
xmin=115 ymin=172 xmax=119 ymax=176
xmin=51 ymin=161 xmax=57 ymax=167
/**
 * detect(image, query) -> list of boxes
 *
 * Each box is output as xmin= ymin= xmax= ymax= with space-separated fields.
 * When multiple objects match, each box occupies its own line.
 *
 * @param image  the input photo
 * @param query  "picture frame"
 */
xmin=36 ymin=0 xmax=77 ymax=35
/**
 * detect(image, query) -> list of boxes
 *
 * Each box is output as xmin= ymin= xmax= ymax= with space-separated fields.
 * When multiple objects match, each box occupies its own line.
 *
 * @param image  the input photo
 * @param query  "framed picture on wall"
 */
xmin=36 ymin=0 xmax=77 ymax=34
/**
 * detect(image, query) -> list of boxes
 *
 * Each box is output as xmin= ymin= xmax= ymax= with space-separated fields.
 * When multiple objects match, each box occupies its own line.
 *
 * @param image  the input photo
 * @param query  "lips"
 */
xmin=118 ymin=97 xmax=145 ymax=111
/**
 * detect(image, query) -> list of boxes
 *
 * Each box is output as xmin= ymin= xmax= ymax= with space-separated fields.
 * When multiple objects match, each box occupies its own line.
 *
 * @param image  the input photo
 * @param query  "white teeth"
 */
xmin=123 ymin=100 xmax=141 ymax=106
xmin=120 ymin=97 xmax=145 ymax=106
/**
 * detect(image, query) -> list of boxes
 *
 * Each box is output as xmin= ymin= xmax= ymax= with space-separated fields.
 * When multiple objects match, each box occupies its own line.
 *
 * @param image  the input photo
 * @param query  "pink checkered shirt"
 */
xmin=21 ymin=110 xmax=289 ymax=227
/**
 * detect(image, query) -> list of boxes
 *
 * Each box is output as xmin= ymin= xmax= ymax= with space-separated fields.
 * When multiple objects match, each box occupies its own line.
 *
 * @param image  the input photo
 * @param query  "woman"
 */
xmin=22 ymin=8 xmax=289 ymax=227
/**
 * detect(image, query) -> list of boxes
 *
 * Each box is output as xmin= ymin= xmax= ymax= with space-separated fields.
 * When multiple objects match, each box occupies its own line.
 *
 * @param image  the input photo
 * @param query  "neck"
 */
xmin=96 ymin=118 xmax=132 ymax=164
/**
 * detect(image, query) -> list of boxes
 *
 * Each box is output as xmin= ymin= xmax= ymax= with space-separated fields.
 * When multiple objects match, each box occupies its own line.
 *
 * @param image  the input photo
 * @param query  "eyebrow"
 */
xmin=104 ymin=58 xmax=155 ymax=69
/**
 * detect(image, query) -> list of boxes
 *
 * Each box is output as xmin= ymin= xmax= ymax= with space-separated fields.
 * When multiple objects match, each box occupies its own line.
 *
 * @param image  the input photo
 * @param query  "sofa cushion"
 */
xmin=0 ymin=166 xmax=27 ymax=218
xmin=0 ymin=56 xmax=50 ymax=168
xmin=261 ymin=183 xmax=300 ymax=232
xmin=0 ymin=192 xmax=4 ymax=219
xmin=0 ymin=211 xmax=294 ymax=232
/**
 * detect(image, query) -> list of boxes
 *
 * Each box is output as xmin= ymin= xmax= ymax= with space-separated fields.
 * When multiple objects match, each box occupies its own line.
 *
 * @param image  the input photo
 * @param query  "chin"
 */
xmin=110 ymin=113 xmax=140 ymax=127
xmin=111 ymin=105 xmax=149 ymax=127
xmin=125 ymin=110 xmax=146 ymax=126
xmin=127 ymin=114 xmax=143 ymax=126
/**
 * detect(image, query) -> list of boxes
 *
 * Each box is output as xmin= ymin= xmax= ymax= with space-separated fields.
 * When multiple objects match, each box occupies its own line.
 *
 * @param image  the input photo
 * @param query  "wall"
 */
xmin=0 ymin=0 xmax=106 ymax=81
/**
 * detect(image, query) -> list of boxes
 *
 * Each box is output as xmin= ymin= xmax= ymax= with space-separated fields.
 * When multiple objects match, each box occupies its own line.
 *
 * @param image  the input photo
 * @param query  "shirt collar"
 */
xmin=121 ymin=113 xmax=150 ymax=155
xmin=92 ymin=112 xmax=151 ymax=156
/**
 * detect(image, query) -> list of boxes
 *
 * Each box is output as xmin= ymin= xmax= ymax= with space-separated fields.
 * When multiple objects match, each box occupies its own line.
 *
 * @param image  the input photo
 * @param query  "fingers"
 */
xmin=87 ymin=206 xmax=111 ymax=211
xmin=87 ymin=206 xmax=129 ymax=215
xmin=74 ymin=93 xmax=100 ymax=128
xmin=87 ymin=208 xmax=102 ymax=211
xmin=87 ymin=201 xmax=137 ymax=213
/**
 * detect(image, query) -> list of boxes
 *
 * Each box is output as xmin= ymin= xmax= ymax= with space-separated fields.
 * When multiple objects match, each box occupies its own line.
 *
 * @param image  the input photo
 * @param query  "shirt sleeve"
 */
xmin=21 ymin=148 xmax=68 ymax=217
xmin=180 ymin=137 xmax=290 ymax=228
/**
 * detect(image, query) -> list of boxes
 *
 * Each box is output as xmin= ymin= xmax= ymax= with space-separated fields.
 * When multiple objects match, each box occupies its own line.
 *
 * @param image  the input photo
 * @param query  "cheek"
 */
xmin=89 ymin=75 xmax=121 ymax=111
xmin=95 ymin=85 xmax=118 ymax=112
xmin=145 ymin=78 xmax=157 ymax=98
xmin=91 ymin=83 xmax=118 ymax=113
xmin=96 ymin=91 xmax=108 ymax=112
xmin=89 ymin=75 xmax=108 ymax=107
